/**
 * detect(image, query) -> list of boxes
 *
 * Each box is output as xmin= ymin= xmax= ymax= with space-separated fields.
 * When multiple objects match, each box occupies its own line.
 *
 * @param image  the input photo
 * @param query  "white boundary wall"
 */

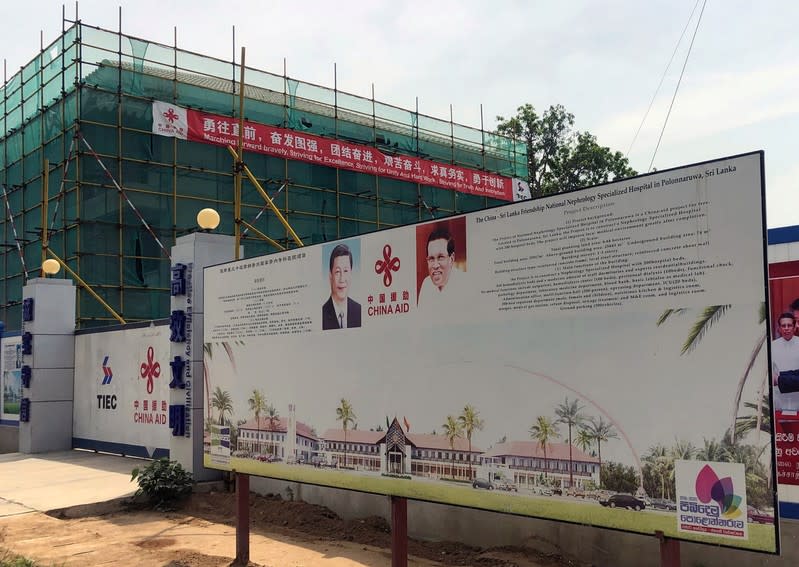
xmin=72 ymin=323 xmax=170 ymax=458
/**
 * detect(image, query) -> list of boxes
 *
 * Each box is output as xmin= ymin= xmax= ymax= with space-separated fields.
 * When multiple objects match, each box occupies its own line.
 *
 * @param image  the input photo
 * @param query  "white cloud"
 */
xmin=0 ymin=1 xmax=796 ymax=231
xmin=767 ymin=163 xmax=799 ymax=229
xmin=597 ymin=62 xmax=799 ymax=155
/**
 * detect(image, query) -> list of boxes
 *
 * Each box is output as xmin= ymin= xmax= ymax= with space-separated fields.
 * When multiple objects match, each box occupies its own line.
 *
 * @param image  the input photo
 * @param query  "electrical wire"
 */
xmin=626 ymin=0 xmax=702 ymax=157
xmin=648 ymin=0 xmax=708 ymax=172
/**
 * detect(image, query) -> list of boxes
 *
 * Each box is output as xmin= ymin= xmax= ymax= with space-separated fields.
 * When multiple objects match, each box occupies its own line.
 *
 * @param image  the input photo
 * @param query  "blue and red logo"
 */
xmin=101 ymin=356 xmax=113 ymax=385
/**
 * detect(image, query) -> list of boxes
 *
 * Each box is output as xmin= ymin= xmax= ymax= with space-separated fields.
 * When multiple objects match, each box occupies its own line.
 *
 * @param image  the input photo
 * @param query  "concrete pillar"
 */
xmin=169 ymin=232 xmax=238 ymax=480
xmin=18 ymin=278 xmax=76 ymax=453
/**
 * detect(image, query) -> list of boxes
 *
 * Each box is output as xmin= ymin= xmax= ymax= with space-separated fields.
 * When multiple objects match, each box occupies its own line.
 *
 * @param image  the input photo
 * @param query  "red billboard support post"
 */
xmin=391 ymin=496 xmax=408 ymax=567
xmin=656 ymin=531 xmax=681 ymax=567
xmin=235 ymin=473 xmax=250 ymax=565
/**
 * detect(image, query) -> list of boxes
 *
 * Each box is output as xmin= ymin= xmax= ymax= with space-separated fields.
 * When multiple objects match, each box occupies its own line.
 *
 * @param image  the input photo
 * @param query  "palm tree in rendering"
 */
xmin=657 ymin=303 xmax=767 ymax=442
xmin=555 ymin=397 xmax=586 ymax=489
xmin=529 ymin=416 xmax=559 ymax=481
xmin=266 ymin=404 xmax=280 ymax=428
xmin=248 ymin=389 xmax=267 ymax=454
xmin=211 ymin=386 xmax=233 ymax=426
xmin=265 ymin=404 xmax=281 ymax=455
xmin=734 ymin=394 xmax=772 ymax=440
xmin=644 ymin=443 xmax=671 ymax=499
xmin=336 ymin=399 xmax=356 ymax=468
xmin=669 ymin=438 xmax=697 ymax=462
xmin=584 ymin=416 xmax=618 ymax=487
xmin=203 ymin=341 xmax=239 ymax=420
xmin=459 ymin=404 xmax=484 ymax=481
xmin=442 ymin=415 xmax=464 ymax=480
xmin=576 ymin=428 xmax=594 ymax=454
xmin=697 ymin=437 xmax=727 ymax=462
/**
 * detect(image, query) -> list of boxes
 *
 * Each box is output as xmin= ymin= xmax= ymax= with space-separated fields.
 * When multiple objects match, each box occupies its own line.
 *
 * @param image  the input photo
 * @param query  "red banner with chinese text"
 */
xmin=153 ymin=101 xmax=521 ymax=201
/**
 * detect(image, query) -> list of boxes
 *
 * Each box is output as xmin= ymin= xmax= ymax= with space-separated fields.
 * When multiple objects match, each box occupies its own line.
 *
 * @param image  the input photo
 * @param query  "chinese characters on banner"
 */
xmin=152 ymin=101 xmax=518 ymax=201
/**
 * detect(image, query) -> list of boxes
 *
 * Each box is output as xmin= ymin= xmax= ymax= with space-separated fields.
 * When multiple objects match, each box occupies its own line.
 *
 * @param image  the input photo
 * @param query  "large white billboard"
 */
xmin=73 ymin=324 xmax=170 ymax=458
xmin=204 ymin=152 xmax=777 ymax=552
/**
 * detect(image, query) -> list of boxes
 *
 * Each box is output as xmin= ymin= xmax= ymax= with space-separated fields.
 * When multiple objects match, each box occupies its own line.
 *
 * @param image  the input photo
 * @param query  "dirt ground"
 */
xmin=0 ymin=489 xmax=586 ymax=567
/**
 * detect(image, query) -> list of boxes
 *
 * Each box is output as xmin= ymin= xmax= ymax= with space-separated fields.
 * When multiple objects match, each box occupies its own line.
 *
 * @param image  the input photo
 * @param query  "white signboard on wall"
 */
xmin=73 ymin=324 xmax=170 ymax=458
xmin=204 ymin=152 xmax=777 ymax=552
xmin=0 ymin=335 xmax=22 ymax=422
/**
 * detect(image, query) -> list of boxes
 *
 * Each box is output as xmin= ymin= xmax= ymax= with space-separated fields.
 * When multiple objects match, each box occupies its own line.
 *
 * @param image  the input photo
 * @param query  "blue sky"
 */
xmin=3 ymin=1 xmax=795 ymax=227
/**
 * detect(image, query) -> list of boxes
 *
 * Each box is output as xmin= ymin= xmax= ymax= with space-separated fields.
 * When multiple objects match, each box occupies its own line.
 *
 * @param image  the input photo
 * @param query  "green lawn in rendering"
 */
xmin=205 ymin=455 xmax=776 ymax=553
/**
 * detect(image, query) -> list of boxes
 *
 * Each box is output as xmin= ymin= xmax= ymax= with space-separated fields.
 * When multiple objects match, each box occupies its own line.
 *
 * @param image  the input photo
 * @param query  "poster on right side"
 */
xmin=769 ymin=260 xmax=799 ymax=492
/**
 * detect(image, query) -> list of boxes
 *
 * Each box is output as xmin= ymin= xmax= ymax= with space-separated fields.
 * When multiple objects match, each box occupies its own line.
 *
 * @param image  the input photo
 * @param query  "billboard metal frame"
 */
xmin=204 ymin=151 xmax=778 ymax=555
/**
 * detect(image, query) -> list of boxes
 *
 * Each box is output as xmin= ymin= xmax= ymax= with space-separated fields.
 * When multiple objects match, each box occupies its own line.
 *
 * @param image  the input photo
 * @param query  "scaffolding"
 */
xmin=0 ymin=10 xmax=527 ymax=329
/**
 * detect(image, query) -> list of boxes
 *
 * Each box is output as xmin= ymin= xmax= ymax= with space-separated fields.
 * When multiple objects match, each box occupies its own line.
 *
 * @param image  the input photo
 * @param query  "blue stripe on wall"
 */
xmin=768 ymin=225 xmax=799 ymax=245
xmin=780 ymin=501 xmax=799 ymax=520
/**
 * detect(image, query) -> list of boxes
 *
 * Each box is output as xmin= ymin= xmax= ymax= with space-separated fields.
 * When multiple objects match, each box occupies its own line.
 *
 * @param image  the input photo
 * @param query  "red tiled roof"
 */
xmin=483 ymin=441 xmax=599 ymax=463
xmin=321 ymin=429 xmax=384 ymax=444
xmin=407 ymin=433 xmax=482 ymax=453
xmin=239 ymin=417 xmax=316 ymax=440
xmin=320 ymin=429 xmax=482 ymax=453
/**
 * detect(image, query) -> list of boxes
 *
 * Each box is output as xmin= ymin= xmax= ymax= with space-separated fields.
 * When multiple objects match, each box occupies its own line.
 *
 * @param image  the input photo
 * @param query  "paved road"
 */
xmin=0 ymin=450 xmax=140 ymax=517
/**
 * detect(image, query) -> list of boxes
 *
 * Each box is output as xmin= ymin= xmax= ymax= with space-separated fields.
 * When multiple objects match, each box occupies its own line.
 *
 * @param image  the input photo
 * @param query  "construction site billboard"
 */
xmin=203 ymin=152 xmax=778 ymax=553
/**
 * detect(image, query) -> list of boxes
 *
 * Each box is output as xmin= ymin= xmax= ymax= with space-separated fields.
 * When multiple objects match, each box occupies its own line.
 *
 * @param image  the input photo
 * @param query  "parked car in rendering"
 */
xmin=599 ymin=494 xmax=647 ymax=511
xmin=537 ymin=487 xmax=553 ymax=496
xmin=747 ymin=506 xmax=774 ymax=524
xmin=648 ymin=498 xmax=677 ymax=511
xmin=256 ymin=454 xmax=282 ymax=463
xmin=495 ymin=480 xmax=518 ymax=492
xmin=472 ymin=477 xmax=494 ymax=490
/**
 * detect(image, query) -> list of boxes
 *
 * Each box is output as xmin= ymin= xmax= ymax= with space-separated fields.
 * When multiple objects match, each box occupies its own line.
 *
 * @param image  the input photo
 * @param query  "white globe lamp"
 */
xmin=197 ymin=208 xmax=221 ymax=230
xmin=42 ymin=258 xmax=60 ymax=275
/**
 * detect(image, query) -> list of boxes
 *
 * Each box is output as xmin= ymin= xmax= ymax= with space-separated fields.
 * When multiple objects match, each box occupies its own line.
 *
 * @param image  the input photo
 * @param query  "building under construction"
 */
xmin=0 ymin=15 xmax=527 ymax=329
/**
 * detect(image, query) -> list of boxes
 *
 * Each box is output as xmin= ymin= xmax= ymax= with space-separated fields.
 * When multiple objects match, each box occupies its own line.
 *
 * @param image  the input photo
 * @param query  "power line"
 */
xmin=626 ymin=0 xmax=702 ymax=158
xmin=648 ymin=0 xmax=708 ymax=172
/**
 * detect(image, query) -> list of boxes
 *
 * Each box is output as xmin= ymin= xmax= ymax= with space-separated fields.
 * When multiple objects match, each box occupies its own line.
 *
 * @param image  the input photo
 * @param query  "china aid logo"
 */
xmin=374 ymin=244 xmax=400 ymax=287
xmin=695 ymin=464 xmax=743 ymax=518
xmin=139 ymin=346 xmax=161 ymax=394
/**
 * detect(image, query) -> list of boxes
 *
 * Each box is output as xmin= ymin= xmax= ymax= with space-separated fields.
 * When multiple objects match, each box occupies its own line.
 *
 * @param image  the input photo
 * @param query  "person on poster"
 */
xmin=772 ymin=312 xmax=799 ymax=404
xmin=322 ymin=244 xmax=361 ymax=330
xmin=417 ymin=227 xmax=463 ymax=309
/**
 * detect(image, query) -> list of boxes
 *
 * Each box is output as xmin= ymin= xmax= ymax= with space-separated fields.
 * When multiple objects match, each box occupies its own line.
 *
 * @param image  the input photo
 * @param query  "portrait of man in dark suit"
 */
xmin=322 ymin=243 xmax=361 ymax=330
